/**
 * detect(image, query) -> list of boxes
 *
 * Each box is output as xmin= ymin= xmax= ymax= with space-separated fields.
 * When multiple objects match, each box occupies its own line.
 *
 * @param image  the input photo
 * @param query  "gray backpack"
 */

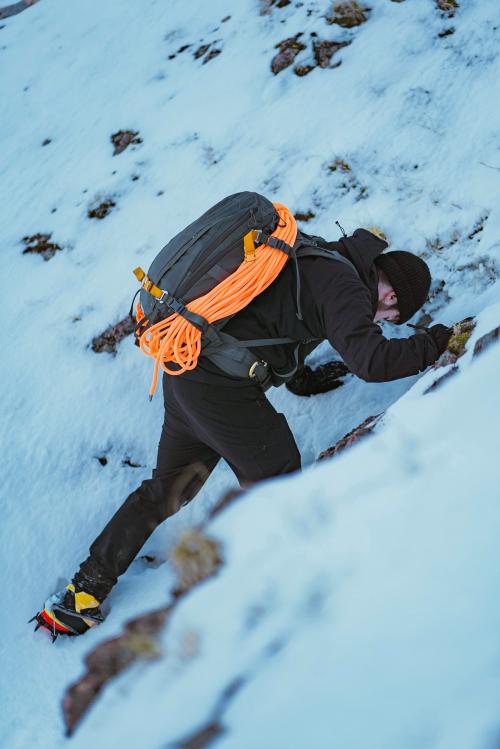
xmin=132 ymin=191 xmax=357 ymax=388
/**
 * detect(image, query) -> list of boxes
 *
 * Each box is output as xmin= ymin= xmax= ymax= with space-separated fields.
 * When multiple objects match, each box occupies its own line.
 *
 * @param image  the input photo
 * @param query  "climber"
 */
xmin=32 ymin=221 xmax=452 ymax=639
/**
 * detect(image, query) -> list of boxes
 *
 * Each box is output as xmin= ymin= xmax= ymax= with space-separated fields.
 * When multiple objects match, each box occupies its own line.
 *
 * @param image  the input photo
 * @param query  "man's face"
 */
xmin=374 ymin=270 xmax=400 ymax=323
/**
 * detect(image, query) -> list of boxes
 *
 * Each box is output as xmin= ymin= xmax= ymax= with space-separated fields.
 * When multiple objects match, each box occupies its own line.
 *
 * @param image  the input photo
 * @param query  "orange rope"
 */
xmin=136 ymin=202 xmax=297 ymax=398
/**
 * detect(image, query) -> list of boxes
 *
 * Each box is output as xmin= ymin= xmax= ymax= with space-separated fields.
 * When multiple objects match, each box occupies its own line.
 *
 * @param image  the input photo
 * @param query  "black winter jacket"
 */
xmin=181 ymin=228 xmax=439 ymax=386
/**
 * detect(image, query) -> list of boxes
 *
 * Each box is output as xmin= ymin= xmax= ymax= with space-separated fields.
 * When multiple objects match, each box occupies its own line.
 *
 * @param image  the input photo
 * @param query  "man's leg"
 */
xmin=170 ymin=377 xmax=302 ymax=485
xmin=74 ymin=394 xmax=220 ymax=600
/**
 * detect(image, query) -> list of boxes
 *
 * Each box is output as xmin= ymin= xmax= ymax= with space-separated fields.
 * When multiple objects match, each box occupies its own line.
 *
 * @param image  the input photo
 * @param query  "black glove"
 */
xmin=286 ymin=361 xmax=350 ymax=396
xmin=427 ymin=324 xmax=453 ymax=357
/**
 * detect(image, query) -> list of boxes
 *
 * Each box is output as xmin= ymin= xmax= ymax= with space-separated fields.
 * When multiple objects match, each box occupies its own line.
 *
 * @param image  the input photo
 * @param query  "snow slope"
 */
xmin=0 ymin=0 xmax=499 ymax=746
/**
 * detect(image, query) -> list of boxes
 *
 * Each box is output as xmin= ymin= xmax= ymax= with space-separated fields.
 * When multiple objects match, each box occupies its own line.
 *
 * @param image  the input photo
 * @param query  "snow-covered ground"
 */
xmin=1 ymin=0 xmax=499 ymax=747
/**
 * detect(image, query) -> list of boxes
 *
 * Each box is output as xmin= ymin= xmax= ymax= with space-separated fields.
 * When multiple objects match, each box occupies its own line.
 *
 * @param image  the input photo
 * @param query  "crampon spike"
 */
xmin=30 ymin=610 xmax=72 ymax=640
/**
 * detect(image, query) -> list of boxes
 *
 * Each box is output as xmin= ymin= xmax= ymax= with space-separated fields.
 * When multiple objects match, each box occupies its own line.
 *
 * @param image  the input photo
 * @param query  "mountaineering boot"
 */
xmin=30 ymin=583 xmax=104 ymax=641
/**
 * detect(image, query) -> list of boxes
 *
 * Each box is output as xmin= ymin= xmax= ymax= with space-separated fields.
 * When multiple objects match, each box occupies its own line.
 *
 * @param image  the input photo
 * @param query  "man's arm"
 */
xmin=318 ymin=269 xmax=444 ymax=383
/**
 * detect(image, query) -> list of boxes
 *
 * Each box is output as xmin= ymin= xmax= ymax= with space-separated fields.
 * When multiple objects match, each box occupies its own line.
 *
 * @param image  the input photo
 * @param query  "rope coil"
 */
xmin=136 ymin=202 xmax=297 ymax=398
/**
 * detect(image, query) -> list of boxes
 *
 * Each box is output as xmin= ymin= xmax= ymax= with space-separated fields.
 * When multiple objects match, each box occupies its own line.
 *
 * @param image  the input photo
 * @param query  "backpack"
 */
xmin=132 ymin=191 xmax=357 ymax=398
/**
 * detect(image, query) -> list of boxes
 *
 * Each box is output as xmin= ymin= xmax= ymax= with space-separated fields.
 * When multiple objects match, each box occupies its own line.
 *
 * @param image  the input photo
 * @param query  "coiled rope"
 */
xmin=135 ymin=202 xmax=297 ymax=398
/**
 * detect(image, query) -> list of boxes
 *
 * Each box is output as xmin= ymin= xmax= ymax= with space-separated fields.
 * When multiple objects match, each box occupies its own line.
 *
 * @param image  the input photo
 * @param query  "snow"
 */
xmin=1 ymin=0 xmax=499 ymax=747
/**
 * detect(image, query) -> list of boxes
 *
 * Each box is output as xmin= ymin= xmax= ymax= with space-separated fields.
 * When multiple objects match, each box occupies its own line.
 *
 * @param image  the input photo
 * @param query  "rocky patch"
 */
xmin=0 ymin=0 xmax=38 ymax=20
xmin=436 ymin=0 xmax=459 ymax=17
xmin=312 ymin=37 xmax=351 ymax=68
xmin=87 ymin=197 xmax=116 ymax=220
xmin=423 ymin=317 xmax=476 ymax=393
xmin=170 ymin=529 xmax=223 ymax=596
xmin=294 ymin=209 xmax=316 ymax=222
xmin=326 ymin=1 xmax=370 ymax=28
xmin=91 ymin=314 xmax=135 ymax=354
xmin=62 ymin=527 xmax=224 ymax=735
xmin=259 ymin=0 xmax=291 ymax=12
xmin=271 ymin=33 xmax=350 ymax=76
xmin=62 ymin=607 xmax=170 ymax=736
xmin=111 ymin=129 xmax=142 ymax=156
xmin=318 ymin=413 xmax=383 ymax=460
xmin=21 ymin=232 xmax=61 ymax=261
xmin=271 ymin=34 xmax=306 ymax=74
xmin=326 ymin=157 xmax=368 ymax=200
xmin=473 ymin=324 xmax=500 ymax=358
xmin=193 ymin=42 xmax=222 ymax=64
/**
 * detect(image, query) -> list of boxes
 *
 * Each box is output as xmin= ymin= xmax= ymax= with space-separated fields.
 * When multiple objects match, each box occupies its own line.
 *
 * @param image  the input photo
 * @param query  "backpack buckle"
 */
xmin=248 ymin=359 xmax=269 ymax=381
xmin=158 ymin=291 xmax=186 ymax=315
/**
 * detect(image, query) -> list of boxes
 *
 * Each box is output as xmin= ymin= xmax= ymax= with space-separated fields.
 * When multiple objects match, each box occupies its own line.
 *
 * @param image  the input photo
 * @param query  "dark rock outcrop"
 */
xmin=22 ymin=233 xmax=61 ymax=261
xmin=473 ymin=324 xmax=500 ymax=358
xmin=111 ymin=130 xmax=142 ymax=156
xmin=318 ymin=413 xmax=383 ymax=460
xmin=326 ymin=1 xmax=370 ymax=27
xmin=271 ymin=34 xmax=306 ymax=74
xmin=63 ymin=607 xmax=171 ymax=736
xmin=91 ymin=314 xmax=135 ymax=354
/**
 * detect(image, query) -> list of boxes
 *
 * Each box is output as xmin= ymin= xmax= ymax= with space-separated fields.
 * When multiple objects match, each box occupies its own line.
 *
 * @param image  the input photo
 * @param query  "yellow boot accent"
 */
xmin=74 ymin=591 xmax=101 ymax=613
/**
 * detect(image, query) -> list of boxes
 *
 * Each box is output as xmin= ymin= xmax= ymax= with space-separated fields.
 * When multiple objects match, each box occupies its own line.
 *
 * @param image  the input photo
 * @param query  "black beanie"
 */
xmin=375 ymin=251 xmax=431 ymax=324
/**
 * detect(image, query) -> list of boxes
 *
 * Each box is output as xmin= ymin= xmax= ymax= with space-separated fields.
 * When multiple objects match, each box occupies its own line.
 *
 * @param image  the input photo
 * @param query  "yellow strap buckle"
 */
xmin=243 ymin=230 xmax=262 ymax=262
xmin=132 ymin=267 xmax=164 ymax=300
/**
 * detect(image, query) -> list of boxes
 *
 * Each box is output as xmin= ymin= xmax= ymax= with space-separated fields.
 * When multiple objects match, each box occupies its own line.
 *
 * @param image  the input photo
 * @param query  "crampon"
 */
xmin=30 ymin=584 xmax=104 ymax=642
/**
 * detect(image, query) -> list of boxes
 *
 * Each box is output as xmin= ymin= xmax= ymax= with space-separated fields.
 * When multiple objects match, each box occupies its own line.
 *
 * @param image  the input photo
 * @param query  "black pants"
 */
xmin=75 ymin=374 xmax=301 ymax=599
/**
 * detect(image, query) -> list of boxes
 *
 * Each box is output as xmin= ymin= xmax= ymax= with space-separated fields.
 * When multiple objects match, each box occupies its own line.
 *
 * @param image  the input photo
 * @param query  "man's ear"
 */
xmin=387 ymin=289 xmax=398 ymax=305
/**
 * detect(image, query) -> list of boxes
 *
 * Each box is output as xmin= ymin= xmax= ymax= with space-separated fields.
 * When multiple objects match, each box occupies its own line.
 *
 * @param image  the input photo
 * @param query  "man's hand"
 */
xmin=428 ymin=324 xmax=453 ymax=357
xmin=286 ymin=361 xmax=350 ymax=396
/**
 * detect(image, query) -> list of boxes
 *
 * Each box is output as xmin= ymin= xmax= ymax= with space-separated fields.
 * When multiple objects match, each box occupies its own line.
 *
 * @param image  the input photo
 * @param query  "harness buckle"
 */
xmin=248 ymin=359 xmax=269 ymax=380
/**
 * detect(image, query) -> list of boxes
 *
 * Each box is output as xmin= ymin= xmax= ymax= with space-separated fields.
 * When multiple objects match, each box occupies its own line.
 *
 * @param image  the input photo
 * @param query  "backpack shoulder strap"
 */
xmin=295 ymin=240 xmax=359 ymax=277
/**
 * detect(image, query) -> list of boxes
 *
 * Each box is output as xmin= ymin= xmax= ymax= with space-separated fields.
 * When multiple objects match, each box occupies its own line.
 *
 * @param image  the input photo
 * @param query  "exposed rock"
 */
xmin=326 ymin=157 xmax=367 ymax=199
xmin=438 ymin=27 xmax=455 ymax=38
xmin=63 ymin=607 xmax=170 ymax=736
xmin=62 ymin=528 xmax=224 ymax=734
xmin=423 ymin=365 xmax=459 ymax=394
xmin=436 ymin=0 xmax=458 ymax=16
xmin=22 ymin=232 xmax=61 ymax=261
xmin=111 ymin=129 xmax=142 ymax=156
xmin=294 ymin=210 xmax=316 ymax=222
xmin=203 ymin=48 xmax=221 ymax=64
xmin=433 ymin=317 xmax=476 ymax=369
xmin=177 ymin=721 xmax=225 ymax=749
xmin=87 ymin=198 xmax=116 ymax=220
xmin=0 ymin=0 xmax=38 ymax=20
xmin=193 ymin=43 xmax=222 ymax=64
xmin=326 ymin=1 xmax=370 ymax=27
xmin=313 ymin=38 xmax=350 ymax=68
xmin=294 ymin=64 xmax=315 ymax=77
xmin=122 ymin=457 xmax=142 ymax=468
xmin=318 ymin=413 xmax=383 ymax=460
xmin=423 ymin=317 xmax=476 ymax=392
xmin=194 ymin=44 xmax=210 ymax=60
xmin=328 ymin=157 xmax=351 ymax=172
xmin=271 ymin=34 xmax=306 ymax=75
xmin=473 ymin=324 xmax=500 ymax=358
xmin=208 ymin=487 xmax=246 ymax=520
xmin=91 ymin=314 xmax=136 ymax=355
xmin=467 ymin=213 xmax=489 ymax=240
xmin=259 ymin=0 xmax=291 ymax=13
xmin=170 ymin=529 xmax=223 ymax=596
